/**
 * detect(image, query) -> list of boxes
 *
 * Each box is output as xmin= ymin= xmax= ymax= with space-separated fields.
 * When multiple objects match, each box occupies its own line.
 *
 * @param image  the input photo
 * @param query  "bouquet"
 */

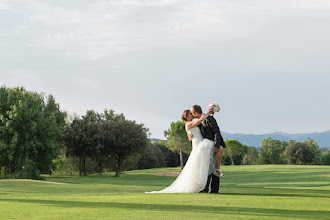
xmin=207 ymin=102 xmax=220 ymax=113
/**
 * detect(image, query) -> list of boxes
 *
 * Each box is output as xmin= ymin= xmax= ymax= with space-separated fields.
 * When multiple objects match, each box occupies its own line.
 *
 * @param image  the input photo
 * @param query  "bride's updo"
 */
xmin=181 ymin=110 xmax=190 ymax=122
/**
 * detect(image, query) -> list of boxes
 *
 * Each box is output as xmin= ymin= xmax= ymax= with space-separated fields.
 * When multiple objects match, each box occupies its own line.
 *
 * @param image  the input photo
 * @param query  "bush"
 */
xmin=284 ymin=141 xmax=314 ymax=165
xmin=52 ymin=151 xmax=80 ymax=176
xmin=136 ymin=142 xmax=166 ymax=169
xmin=242 ymin=145 xmax=258 ymax=165
xmin=258 ymin=138 xmax=286 ymax=164
xmin=0 ymin=86 xmax=66 ymax=179
xmin=321 ymin=151 xmax=330 ymax=165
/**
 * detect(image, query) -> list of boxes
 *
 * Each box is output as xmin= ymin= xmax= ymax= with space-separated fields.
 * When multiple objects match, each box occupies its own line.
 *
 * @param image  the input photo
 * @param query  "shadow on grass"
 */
xmin=223 ymin=171 xmax=330 ymax=184
xmin=0 ymin=197 xmax=329 ymax=219
xmin=46 ymin=174 xmax=175 ymax=186
xmin=44 ymin=168 xmax=330 ymax=188
xmin=220 ymin=192 xmax=330 ymax=198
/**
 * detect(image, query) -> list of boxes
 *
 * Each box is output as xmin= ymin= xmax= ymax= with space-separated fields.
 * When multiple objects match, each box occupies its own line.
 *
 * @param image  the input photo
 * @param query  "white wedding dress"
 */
xmin=146 ymin=126 xmax=214 ymax=193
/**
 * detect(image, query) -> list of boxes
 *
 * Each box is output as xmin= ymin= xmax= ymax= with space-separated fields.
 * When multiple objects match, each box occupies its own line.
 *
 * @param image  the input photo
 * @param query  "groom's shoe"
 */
xmin=210 ymin=191 xmax=219 ymax=194
xmin=199 ymin=190 xmax=208 ymax=193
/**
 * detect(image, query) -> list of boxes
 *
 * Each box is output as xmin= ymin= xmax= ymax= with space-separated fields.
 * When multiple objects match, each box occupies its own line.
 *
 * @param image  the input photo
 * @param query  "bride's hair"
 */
xmin=181 ymin=110 xmax=190 ymax=122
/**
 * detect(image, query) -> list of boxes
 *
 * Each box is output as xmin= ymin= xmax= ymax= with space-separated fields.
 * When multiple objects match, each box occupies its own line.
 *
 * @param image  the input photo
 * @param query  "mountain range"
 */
xmin=221 ymin=130 xmax=330 ymax=148
xmin=150 ymin=130 xmax=330 ymax=149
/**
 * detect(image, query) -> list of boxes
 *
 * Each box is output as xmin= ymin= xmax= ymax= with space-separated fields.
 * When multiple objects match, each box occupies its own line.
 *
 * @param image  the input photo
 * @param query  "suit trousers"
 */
xmin=201 ymin=173 xmax=219 ymax=193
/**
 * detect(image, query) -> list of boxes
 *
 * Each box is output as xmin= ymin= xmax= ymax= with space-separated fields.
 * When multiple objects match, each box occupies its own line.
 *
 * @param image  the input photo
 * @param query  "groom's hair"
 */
xmin=192 ymin=105 xmax=203 ymax=114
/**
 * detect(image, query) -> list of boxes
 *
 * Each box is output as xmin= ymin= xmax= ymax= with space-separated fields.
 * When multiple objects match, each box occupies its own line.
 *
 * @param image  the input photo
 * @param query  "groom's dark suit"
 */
xmin=198 ymin=115 xmax=226 ymax=193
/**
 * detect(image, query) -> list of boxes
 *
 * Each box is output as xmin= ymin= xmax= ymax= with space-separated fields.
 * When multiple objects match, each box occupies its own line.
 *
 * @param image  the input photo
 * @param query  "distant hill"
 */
xmin=150 ymin=130 xmax=330 ymax=150
xmin=149 ymin=138 xmax=166 ymax=143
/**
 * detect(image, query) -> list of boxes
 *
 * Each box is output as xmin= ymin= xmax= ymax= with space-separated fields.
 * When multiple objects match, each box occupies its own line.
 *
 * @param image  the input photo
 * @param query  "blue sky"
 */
xmin=1 ymin=0 xmax=329 ymax=139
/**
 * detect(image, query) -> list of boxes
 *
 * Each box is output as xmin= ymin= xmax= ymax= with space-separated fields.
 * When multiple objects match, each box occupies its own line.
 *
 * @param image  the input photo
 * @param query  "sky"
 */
xmin=1 ymin=0 xmax=330 ymax=139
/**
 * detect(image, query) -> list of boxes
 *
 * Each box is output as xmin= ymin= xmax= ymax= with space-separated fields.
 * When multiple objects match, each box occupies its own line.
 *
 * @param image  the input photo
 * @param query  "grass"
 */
xmin=0 ymin=165 xmax=329 ymax=219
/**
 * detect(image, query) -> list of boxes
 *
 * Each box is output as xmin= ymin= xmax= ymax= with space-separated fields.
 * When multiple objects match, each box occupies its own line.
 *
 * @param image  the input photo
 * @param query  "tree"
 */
xmin=284 ymin=140 xmax=314 ymax=165
xmin=321 ymin=151 xmax=330 ymax=165
xmin=100 ymin=110 xmax=149 ymax=177
xmin=156 ymin=140 xmax=183 ymax=167
xmin=258 ymin=137 xmax=287 ymax=164
xmin=304 ymin=138 xmax=322 ymax=165
xmin=242 ymin=145 xmax=259 ymax=165
xmin=38 ymin=94 xmax=67 ymax=174
xmin=223 ymin=139 xmax=244 ymax=165
xmin=52 ymin=147 xmax=79 ymax=176
xmin=136 ymin=142 xmax=166 ymax=169
xmin=0 ymin=86 xmax=65 ymax=179
xmin=64 ymin=110 xmax=101 ymax=176
xmin=164 ymin=121 xmax=191 ymax=169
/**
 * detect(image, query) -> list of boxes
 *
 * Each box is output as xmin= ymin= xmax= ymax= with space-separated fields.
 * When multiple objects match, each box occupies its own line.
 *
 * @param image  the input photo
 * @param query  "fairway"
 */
xmin=0 ymin=165 xmax=329 ymax=219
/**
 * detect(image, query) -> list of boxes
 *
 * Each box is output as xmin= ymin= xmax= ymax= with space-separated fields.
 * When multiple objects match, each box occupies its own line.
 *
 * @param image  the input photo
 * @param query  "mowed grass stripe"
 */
xmin=0 ymin=165 xmax=329 ymax=219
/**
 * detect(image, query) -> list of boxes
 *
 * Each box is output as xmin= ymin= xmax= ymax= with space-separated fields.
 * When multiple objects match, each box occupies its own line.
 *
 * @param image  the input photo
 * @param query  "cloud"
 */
xmin=1 ymin=0 xmax=330 ymax=138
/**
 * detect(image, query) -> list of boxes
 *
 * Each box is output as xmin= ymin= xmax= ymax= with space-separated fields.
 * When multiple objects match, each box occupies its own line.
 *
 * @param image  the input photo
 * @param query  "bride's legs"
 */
xmin=213 ymin=146 xmax=224 ymax=176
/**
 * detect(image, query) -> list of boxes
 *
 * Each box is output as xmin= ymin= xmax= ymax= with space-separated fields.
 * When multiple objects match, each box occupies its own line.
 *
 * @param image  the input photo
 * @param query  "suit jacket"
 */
xmin=198 ymin=115 xmax=222 ymax=149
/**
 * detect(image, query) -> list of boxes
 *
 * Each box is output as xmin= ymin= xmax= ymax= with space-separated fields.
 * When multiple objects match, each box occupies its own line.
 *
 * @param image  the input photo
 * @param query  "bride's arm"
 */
xmin=186 ymin=111 xmax=212 ymax=131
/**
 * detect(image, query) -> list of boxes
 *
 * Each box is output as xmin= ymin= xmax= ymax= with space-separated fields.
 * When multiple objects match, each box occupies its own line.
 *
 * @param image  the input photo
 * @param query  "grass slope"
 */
xmin=0 ymin=165 xmax=329 ymax=219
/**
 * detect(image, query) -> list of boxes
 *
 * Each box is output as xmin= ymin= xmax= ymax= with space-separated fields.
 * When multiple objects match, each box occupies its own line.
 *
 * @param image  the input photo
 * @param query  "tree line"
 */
xmin=164 ymin=121 xmax=330 ymax=167
xmin=222 ymin=137 xmax=330 ymax=166
xmin=1 ymin=86 xmax=329 ymax=179
xmin=0 ymin=86 xmax=184 ymax=179
xmin=0 ymin=87 xmax=67 ymax=179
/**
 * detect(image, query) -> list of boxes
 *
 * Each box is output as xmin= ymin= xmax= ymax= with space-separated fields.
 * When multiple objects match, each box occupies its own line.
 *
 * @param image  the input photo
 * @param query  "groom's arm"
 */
xmin=208 ymin=116 xmax=221 ymax=149
xmin=187 ymin=133 xmax=193 ymax=141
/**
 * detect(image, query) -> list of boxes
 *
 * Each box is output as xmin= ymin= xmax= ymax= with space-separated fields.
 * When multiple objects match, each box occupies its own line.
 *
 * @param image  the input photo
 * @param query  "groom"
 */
xmin=189 ymin=104 xmax=226 ymax=193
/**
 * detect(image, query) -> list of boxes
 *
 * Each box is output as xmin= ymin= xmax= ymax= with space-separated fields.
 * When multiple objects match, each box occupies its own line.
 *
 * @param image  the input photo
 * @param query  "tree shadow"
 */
xmin=220 ymin=192 xmax=330 ymax=199
xmin=0 ymin=197 xmax=329 ymax=219
xmin=45 ymin=174 xmax=175 ymax=187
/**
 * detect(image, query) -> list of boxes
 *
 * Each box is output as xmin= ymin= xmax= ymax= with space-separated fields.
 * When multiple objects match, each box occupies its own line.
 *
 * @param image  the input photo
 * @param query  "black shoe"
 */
xmin=210 ymin=191 xmax=219 ymax=194
xmin=199 ymin=190 xmax=208 ymax=193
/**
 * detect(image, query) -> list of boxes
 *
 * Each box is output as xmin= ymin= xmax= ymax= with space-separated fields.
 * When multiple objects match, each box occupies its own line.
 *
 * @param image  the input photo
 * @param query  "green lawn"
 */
xmin=0 ymin=165 xmax=329 ymax=219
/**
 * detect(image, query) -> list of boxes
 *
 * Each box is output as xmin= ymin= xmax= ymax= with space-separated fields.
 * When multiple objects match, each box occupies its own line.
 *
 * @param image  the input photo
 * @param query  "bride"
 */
xmin=146 ymin=109 xmax=214 ymax=193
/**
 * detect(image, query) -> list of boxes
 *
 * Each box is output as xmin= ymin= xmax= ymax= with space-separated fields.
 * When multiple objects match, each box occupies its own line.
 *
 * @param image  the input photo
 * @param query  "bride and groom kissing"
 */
xmin=147 ymin=104 xmax=226 ymax=194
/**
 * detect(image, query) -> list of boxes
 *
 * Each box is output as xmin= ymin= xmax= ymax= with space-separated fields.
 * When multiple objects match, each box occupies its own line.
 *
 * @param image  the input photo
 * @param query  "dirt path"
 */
xmin=152 ymin=171 xmax=180 ymax=176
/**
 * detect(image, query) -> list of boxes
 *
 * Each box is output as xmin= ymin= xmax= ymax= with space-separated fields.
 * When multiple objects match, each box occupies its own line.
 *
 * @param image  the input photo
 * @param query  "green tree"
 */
xmin=304 ymin=138 xmax=322 ymax=165
xmin=223 ymin=139 xmax=244 ymax=165
xmin=100 ymin=110 xmax=149 ymax=177
xmin=38 ymin=94 xmax=67 ymax=174
xmin=136 ymin=141 xmax=166 ymax=169
xmin=156 ymin=140 xmax=181 ymax=167
xmin=52 ymin=147 xmax=79 ymax=176
xmin=0 ymin=86 xmax=65 ymax=179
xmin=284 ymin=140 xmax=314 ymax=165
xmin=321 ymin=151 xmax=330 ymax=165
xmin=242 ymin=145 xmax=259 ymax=165
xmin=164 ymin=121 xmax=191 ymax=169
xmin=258 ymin=137 xmax=287 ymax=164
xmin=64 ymin=110 xmax=101 ymax=176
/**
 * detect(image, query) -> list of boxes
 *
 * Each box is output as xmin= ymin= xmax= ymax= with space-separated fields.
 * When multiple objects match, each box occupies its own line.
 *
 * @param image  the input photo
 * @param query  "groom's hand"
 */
xmin=187 ymin=133 xmax=193 ymax=141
